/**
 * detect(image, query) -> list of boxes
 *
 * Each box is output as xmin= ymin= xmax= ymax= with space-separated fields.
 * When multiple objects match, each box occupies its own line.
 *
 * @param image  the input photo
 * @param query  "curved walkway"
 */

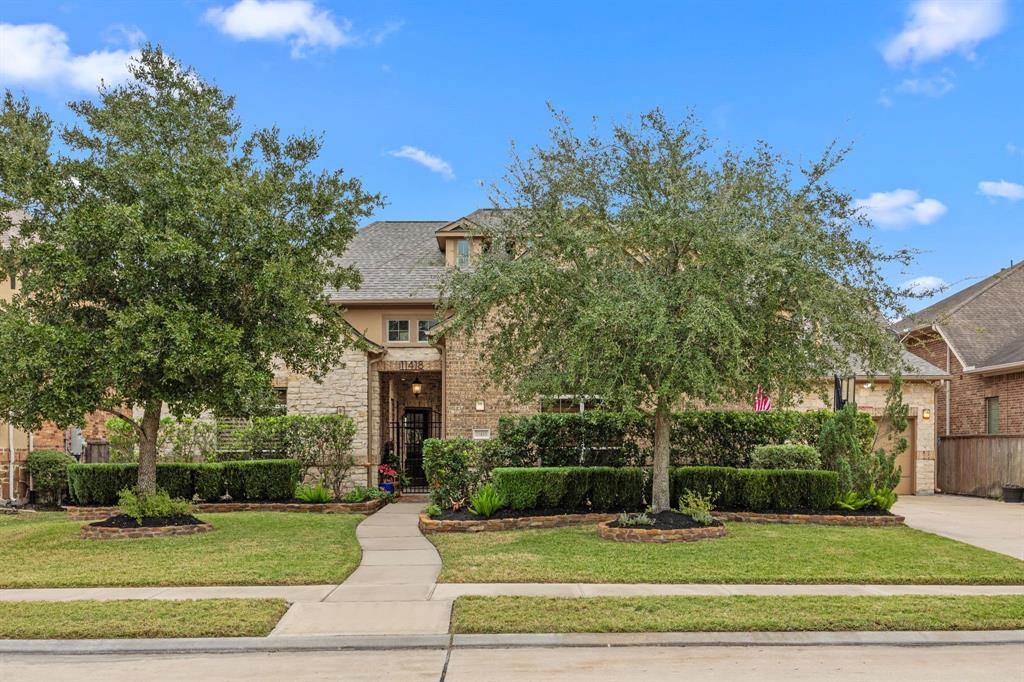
xmin=270 ymin=501 xmax=453 ymax=636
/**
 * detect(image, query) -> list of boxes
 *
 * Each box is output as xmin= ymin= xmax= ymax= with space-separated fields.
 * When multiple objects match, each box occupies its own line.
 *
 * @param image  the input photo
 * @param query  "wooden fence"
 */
xmin=937 ymin=435 xmax=1024 ymax=498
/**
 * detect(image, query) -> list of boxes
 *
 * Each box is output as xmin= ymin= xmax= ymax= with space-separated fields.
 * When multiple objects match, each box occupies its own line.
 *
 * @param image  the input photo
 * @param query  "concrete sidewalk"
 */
xmin=894 ymin=494 xmax=1024 ymax=560
xmin=269 ymin=500 xmax=453 ymax=636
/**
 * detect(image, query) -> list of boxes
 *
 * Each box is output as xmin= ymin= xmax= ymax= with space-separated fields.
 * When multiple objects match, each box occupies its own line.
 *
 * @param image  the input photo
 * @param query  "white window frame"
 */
xmin=387 ymin=319 xmax=410 ymax=342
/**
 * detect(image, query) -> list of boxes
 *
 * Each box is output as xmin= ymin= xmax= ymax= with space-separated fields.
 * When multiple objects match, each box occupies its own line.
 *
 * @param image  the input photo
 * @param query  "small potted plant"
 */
xmin=378 ymin=464 xmax=398 ymax=494
xmin=1001 ymin=483 xmax=1023 ymax=503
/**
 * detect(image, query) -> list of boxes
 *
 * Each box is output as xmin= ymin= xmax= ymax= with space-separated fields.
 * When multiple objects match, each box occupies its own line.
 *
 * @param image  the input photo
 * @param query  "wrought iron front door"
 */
xmin=393 ymin=408 xmax=437 ymax=492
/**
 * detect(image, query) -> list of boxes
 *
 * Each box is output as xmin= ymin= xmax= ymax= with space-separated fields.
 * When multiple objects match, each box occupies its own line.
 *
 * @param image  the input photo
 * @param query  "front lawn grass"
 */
xmin=0 ymin=599 xmax=288 ymax=639
xmin=0 ymin=512 xmax=362 ymax=588
xmin=452 ymin=595 xmax=1024 ymax=633
xmin=432 ymin=524 xmax=1024 ymax=584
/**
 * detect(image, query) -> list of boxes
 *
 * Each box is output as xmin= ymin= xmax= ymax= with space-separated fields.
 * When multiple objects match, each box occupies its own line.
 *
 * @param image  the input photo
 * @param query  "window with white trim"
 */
xmin=387 ymin=319 xmax=410 ymax=342
xmin=456 ymin=238 xmax=470 ymax=268
xmin=418 ymin=319 xmax=437 ymax=342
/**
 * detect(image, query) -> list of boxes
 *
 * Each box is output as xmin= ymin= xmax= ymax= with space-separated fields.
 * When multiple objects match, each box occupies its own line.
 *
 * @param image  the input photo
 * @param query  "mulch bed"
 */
xmin=437 ymin=507 xmax=594 ymax=522
xmin=89 ymin=514 xmax=204 ymax=528
xmin=716 ymin=506 xmax=897 ymax=517
xmin=608 ymin=510 xmax=723 ymax=530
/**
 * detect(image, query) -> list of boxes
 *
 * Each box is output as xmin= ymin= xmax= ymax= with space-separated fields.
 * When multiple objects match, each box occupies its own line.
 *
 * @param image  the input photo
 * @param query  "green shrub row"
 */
xmin=490 ymin=466 xmax=839 ymax=513
xmin=496 ymin=409 xmax=875 ymax=468
xmin=750 ymin=444 xmax=821 ymax=470
xmin=66 ymin=460 xmax=301 ymax=505
xmin=669 ymin=466 xmax=838 ymax=512
xmin=492 ymin=467 xmax=646 ymax=512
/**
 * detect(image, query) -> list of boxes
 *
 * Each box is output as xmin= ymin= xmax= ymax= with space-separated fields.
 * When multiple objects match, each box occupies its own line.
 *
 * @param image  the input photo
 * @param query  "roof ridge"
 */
xmin=937 ymin=260 xmax=1024 ymax=321
xmin=906 ymin=259 xmax=1024 ymax=328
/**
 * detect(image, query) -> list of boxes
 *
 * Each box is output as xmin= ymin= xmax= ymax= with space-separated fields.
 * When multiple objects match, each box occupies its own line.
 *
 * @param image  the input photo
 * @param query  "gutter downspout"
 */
xmin=945 ymin=345 xmax=951 ymax=437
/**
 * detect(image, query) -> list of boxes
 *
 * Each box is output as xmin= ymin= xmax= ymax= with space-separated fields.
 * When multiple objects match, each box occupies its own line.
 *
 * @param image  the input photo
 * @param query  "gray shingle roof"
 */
xmin=896 ymin=261 xmax=1024 ymax=369
xmin=328 ymin=220 xmax=448 ymax=302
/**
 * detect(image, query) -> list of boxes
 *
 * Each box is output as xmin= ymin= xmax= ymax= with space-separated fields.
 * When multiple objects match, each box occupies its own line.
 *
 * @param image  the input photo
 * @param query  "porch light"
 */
xmin=922 ymin=408 xmax=931 ymax=421
xmin=411 ymin=377 xmax=423 ymax=395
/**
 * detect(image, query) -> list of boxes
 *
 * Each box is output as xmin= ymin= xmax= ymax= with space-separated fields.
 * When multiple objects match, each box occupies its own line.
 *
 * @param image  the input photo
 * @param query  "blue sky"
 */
xmin=1 ymin=0 xmax=1021 ymax=311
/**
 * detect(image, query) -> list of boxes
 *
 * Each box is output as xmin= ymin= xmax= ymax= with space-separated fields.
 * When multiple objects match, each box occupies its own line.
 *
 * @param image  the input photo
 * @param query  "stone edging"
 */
xmin=80 ymin=521 xmax=214 ymax=540
xmin=711 ymin=511 xmax=905 ymax=526
xmin=65 ymin=497 xmax=386 ymax=521
xmin=419 ymin=512 xmax=616 ymax=533
xmin=596 ymin=520 xmax=727 ymax=543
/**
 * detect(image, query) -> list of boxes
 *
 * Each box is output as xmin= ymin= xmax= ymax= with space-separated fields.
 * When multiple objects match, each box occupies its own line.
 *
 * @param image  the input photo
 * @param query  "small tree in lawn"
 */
xmin=441 ymin=108 xmax=920 ymax=512
xmin=0 ymin=45 xmax=381 ymax=495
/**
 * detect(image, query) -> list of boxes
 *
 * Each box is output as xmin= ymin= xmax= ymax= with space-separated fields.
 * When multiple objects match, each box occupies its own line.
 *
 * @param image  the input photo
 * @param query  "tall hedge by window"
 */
xmin=497 ymin=411 xmax=645 ymax=467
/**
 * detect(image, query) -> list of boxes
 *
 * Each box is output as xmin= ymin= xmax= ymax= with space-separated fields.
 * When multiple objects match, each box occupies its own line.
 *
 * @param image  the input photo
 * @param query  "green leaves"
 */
xmin=0 ymin=45 xmax=381 ymax=434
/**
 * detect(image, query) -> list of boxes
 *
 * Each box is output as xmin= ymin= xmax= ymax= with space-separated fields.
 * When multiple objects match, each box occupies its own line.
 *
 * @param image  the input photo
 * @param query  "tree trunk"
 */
xmin=651 ymin=399 xmax=672 ymax=513
xmin=137 ymin=400 xmax=162 ymax=494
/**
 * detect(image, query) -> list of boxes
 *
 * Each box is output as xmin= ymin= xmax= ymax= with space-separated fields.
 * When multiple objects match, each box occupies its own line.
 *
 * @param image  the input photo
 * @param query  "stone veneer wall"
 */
xmin=794 ymin=379 xmax=939 ymax=494
xmin=283 ymin=347 xmax=372 ymax=491
xmin=442 ymin=330 xmax=538 ymax=439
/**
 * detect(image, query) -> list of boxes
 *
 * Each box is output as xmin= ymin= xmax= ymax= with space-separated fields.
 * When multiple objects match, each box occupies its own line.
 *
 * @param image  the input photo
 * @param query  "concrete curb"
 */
xmin=1 ymin=630 xmax=1021 ymax=655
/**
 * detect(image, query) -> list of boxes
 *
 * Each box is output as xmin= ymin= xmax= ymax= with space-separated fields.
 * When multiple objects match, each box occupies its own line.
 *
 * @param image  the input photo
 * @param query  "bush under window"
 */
xmin=26 ymin=450 xmax=75 ymax=505
xmin=750 ymin=444 xmax=821 ymax=470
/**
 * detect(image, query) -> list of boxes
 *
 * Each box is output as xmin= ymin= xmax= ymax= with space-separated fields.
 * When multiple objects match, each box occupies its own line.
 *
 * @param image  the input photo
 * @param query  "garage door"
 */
xmin=874 ymin=416 xmax=916 ymax=495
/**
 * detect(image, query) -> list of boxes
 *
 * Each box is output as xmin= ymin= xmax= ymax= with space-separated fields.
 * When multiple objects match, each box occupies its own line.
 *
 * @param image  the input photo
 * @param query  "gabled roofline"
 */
xmin=901 ymin=324 xmax=970 ymax=372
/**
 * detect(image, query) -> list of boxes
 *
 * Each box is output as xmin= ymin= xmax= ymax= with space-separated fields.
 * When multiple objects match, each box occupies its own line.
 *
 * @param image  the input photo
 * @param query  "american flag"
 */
xmin=754 ymin=385 xmax=772 ymax=412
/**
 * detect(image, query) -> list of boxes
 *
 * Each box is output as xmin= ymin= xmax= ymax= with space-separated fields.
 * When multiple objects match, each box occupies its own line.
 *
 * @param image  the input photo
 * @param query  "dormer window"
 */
xmin=456 ymin=239 xmax=470 ymax=268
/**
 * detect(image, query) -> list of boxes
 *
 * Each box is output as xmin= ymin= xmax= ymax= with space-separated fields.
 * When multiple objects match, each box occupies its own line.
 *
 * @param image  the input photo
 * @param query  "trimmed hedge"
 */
xmin=491 ymin=467 xmax=646 ymax=512
xmin=497 ymin=412 xmax=645 ymax=467
xmin=26 ymin=450 xmax=75 ymax=504
xmin=66 ymin=460 xmax=300 ymax=505
xmin=750 ymin=444 xmax=821 ymax=470
xmin=490 ymin=466 xmax=839 ymax=513
xmin=496 ymin=409 xmax=875 ymax=468
xmin=670 ymin=466 xmax=838 ymax=512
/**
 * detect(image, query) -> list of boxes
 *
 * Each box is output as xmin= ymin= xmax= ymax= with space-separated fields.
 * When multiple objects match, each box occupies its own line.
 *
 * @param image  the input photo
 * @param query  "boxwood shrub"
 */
xmin=749 ymin=444 xmax=821 ymax=470
xmin=490 ymin=466 xmax=839 ymax=513
xmin=26 ymin=450 xmax=76 ymax=504
xmin=66 ymin=460 xmax=300 ymax=505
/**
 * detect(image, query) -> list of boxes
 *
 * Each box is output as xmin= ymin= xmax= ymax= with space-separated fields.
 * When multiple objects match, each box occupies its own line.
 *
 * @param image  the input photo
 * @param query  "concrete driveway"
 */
xmin=894 ymin=494 xmax=1024 ymax=560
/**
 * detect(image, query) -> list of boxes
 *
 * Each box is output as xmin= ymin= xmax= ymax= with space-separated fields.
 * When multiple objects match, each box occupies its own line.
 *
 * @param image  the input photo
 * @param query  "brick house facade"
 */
xmin=897 ymin=261 xmax=1024 ymax=437
xmin=277 ymin=210 xmax=944 ymax=494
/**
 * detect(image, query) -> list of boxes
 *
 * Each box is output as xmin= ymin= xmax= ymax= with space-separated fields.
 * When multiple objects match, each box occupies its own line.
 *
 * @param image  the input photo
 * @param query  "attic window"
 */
xmin=456 ymin=239 xmax=470 ymax=268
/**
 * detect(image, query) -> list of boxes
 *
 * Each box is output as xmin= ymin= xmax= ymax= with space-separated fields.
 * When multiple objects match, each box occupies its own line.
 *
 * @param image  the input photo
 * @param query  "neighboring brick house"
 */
xmin=279 ymin=210 xmax=945 ymax=494
xmin=896 ymin=261 xmax=1024 ymax=437
xmin=1 ymin=216 xmax=110 ymax=501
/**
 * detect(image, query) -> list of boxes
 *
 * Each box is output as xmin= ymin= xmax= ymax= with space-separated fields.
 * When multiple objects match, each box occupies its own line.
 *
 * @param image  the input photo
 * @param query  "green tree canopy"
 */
xmin=441 ymin=109 xmax=919 ymax=511
xmin=0 ymin=45 xmax=381 ymax=492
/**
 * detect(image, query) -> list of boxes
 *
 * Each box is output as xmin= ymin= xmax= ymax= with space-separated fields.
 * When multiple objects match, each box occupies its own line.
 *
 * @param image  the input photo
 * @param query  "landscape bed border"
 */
xmin=64 ymin=497 xmax=386 ymax=521
xmin=419 ymin=509 xmax=904 ymax=533
xmin=597 ymin=519 xmax=728 ymax=543
xmin=80 ymin=521 xmax=214 ymax=540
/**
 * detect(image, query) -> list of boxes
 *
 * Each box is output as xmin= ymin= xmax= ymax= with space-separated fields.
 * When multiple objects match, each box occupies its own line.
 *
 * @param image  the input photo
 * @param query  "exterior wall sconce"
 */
xmin=922 ymin=408 xmax=931 ymax=421
xmin=410 ymin=377 xmax=423 ymax=395
xmin=475 ymin=400 xmax=485 ymax=412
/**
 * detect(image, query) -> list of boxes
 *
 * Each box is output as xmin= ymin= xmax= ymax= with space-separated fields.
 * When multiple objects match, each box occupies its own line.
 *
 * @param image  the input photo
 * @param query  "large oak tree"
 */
xmin=441 ymin=109 xmax=918 ymax=512
xmin=0 ymin=46 xmax=380 ymax=493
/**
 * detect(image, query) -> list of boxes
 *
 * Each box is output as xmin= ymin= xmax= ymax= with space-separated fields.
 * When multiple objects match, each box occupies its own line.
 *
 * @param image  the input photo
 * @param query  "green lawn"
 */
xmin=0 ymin=512 xmax=362 ymax=588
xmin=0 ymin=599 xmax=288 ymax=639
xmin=432 ymin=524 xmax=1024 ymax=584
xmin=451 ymin=595 xmax=1024 ymax=633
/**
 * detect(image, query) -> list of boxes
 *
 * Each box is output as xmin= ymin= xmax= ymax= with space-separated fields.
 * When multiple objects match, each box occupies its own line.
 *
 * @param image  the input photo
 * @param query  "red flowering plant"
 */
xmin=377 ymin=464 xmax=398 ymax=482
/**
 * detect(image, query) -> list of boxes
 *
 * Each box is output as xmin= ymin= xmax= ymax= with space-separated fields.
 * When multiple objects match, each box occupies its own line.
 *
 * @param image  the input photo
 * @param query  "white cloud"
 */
xmin=883 ymin=0 xmax=1007 ymax=66
xmin=1006 ymin=143 xmax=1023 ymax=157
xmin=371 ymin=21 xmax=403 ymax=46
xmin=854 ymin=189 xmax=948 ymax=228
xmin=388 ymin=146 xmax=455 ymax=180
xmin=205 ymin=0 xmax=353 ymax=57
xmin=896 ymin=72 xmax=954 ymax=97
xmin=0 ymin=23 xmax=137 ymax=92
xmin=904 ymin=275 xmax=948 ymax=295
xmin=978 ymin=180 xmax=1024 ymax=201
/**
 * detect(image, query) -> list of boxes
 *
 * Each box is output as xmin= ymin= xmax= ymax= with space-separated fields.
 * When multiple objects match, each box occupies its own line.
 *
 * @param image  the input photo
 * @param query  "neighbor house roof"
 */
xmin=895 ymin=260 xmax=1024 ymax=371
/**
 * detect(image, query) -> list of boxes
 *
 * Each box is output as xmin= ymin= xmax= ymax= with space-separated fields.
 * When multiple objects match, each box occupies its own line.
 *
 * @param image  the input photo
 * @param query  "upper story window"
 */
xmin=456 ymin=238 xmax=470 ymax=268
xmin=418 ymin=319 xmax=437 ymax=342
xmin=986 ymin=397 xmax=1000 ymax=434
xmin=387 ymin=319 xmax=410 ymax=342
